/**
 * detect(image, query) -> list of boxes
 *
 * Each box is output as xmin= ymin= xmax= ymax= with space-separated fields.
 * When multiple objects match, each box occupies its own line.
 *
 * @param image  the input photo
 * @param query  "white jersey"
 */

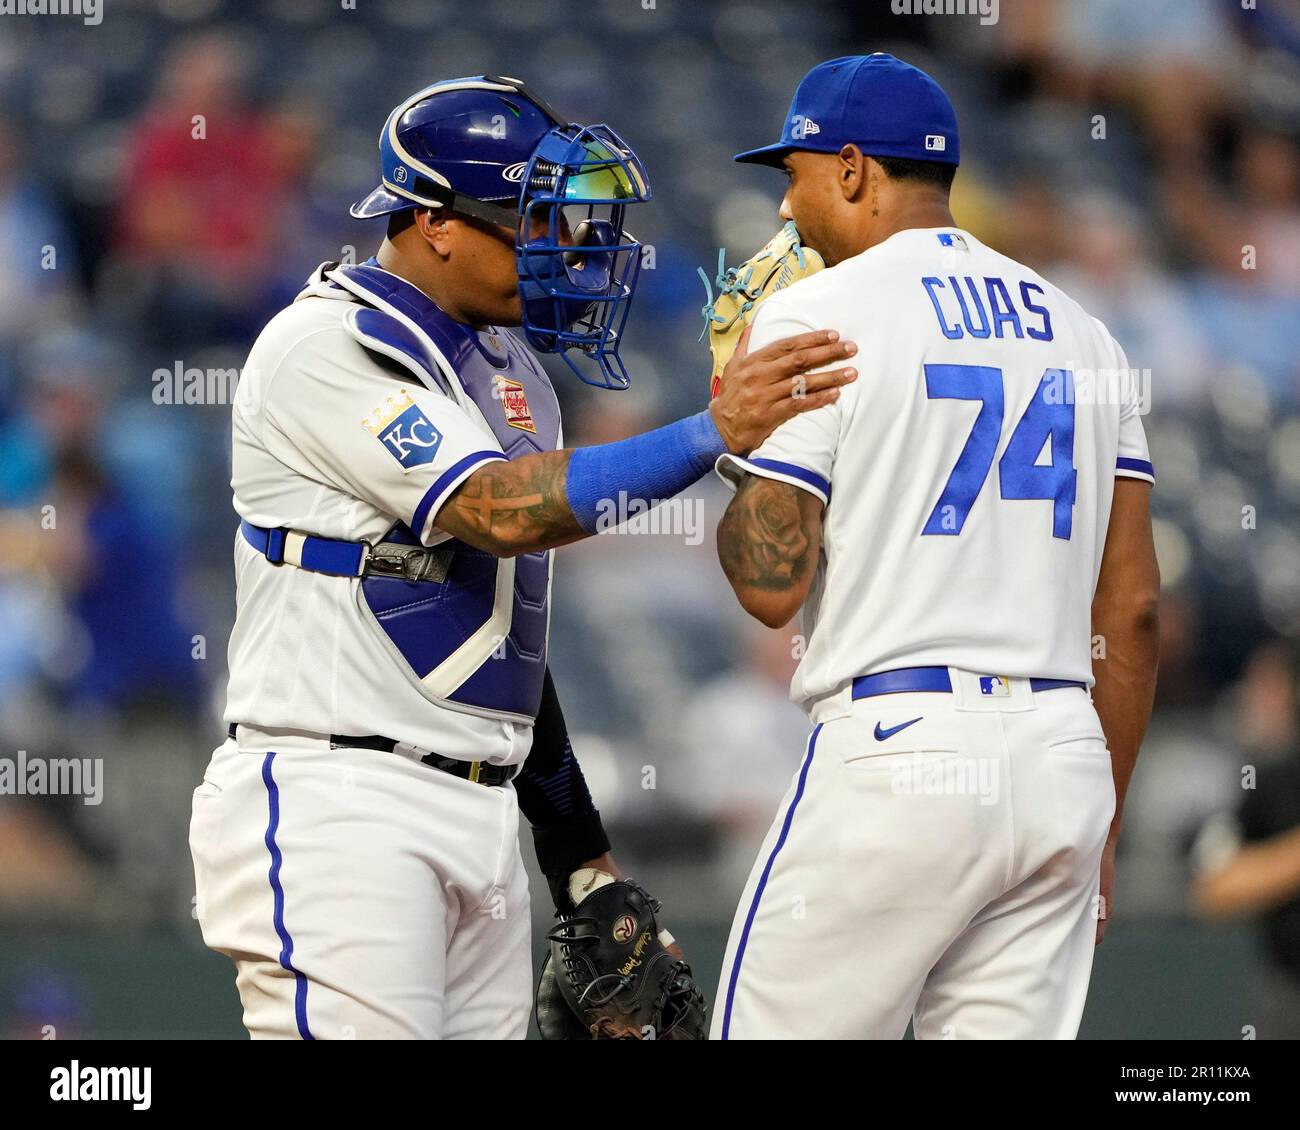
xmin=224 ymin=269 xmax=534 ymax=765
xmin=717 ymin=227 xmax=1153 ymax=719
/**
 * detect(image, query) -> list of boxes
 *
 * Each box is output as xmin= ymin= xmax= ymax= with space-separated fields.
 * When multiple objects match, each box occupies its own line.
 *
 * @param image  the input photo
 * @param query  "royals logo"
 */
xmin=362 ymin=390 xmax=444 ymax=471
xmin=495 ymin=376 xmax=537 ymax=433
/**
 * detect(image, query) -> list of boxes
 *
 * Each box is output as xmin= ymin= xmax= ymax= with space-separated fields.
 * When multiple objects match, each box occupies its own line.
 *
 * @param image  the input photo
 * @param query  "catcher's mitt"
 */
xmin=699 ymin=219 xmax=825 ymax=398
xmin=534 ymin=877 xmax=708 ymax=1040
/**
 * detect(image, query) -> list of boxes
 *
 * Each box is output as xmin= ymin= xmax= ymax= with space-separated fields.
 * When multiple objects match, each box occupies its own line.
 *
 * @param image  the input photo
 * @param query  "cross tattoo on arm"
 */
xmin=434 ymin=450 xmax=587 ymax=557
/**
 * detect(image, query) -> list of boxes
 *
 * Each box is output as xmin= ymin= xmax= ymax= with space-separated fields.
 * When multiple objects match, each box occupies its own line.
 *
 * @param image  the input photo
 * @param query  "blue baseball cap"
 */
xmin=734 ymin=53 xmax=959 ymax=168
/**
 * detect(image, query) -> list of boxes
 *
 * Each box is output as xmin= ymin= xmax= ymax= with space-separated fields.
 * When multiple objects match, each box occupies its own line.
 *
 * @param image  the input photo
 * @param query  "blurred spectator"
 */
xmin=1193 ymin=643 xmax=1300 ymax=1038
xmin=2 ymin=972 xmax=88 ymax=1040
xmin=1 ymin=331 xmax=199 ymax=716
xmin=1047 ymin=193 xmax=1214 ymax=408
xmin=111 ymin=32 xmax=302 ymax=345
xmin=42 ymin=445 xmax=200 ymax=713
xmin=673 ymin=622 xmax=809 ymax=887
xmin=0 ymin=116 xmax=81 ymax=358
xmin=0 ymin=801 xmax=95 ymax=913
xmin=1050 ymin=0 xmax=1239 ymax=168
xmin=1236 ymin=130 xmax=1300 ymax=296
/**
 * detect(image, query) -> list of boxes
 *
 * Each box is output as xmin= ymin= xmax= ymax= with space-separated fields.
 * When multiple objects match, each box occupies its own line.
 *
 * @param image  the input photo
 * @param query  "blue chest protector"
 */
xmin=330 ymin=262 xmax=560 ymax=723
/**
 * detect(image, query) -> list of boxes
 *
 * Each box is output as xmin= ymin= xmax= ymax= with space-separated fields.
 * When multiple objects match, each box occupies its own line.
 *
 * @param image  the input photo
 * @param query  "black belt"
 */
xmin=226 ymin=724 xmax=516 ymax=787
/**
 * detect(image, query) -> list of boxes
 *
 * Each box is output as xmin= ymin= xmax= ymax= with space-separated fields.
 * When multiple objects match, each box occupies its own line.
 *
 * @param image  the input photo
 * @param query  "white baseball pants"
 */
xmin=189 ymin=731 xmax=532 ymax=1040
xmin=713 ymin=671 xmax=1115 ymax=1040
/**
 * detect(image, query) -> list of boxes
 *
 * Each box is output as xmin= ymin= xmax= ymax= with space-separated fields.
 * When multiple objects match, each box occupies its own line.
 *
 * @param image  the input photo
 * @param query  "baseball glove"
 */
xmin=698 ymin=219 xmax=825 ymax=398
xmin=534 ymin=877 xmax=708 ymax=1040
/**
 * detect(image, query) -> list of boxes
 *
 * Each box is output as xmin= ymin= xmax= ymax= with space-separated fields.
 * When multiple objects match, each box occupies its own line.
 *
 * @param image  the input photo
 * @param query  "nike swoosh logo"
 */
xmin=874 ymin=717 xmax=923 ymax=741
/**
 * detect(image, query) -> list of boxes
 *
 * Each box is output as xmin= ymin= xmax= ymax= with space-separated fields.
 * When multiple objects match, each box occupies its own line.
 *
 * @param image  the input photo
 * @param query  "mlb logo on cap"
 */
xmin=925 ymin=135 xmax=947 ymax=152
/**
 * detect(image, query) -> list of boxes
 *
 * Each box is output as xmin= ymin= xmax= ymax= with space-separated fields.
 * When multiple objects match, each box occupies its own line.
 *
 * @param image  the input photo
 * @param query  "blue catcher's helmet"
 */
xmin=351 ymin=75 xmax=651 ymax=389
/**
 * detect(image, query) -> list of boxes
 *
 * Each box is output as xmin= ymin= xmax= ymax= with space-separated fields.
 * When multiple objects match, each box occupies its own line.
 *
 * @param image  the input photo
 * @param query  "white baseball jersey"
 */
xmin=717 ymin=227 xmax=1153 ymax=718
xmin=224 ymin=268 xmax=534 ymax=765
xmin=196 ymin=263 xmax=551 ymax=1041
xmin=712 ymin=228 xmax=1145 ymax=1040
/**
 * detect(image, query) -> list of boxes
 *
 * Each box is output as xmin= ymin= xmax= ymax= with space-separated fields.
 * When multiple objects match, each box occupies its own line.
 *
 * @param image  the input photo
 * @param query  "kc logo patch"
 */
xmin=495 ymin=376 xmax=537 ymax=433
xmin=363 ymin=391 xmax=443 ymax=471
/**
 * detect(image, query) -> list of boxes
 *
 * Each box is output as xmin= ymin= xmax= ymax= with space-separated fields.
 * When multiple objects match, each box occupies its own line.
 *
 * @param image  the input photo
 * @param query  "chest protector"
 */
xmin=325 ymin=262 xmax=560 ymax=723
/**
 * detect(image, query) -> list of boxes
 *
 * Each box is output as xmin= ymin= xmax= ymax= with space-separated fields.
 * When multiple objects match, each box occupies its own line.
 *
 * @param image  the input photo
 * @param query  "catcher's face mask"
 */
xmin=516 ymin=125 xmax=651 ymax=390
xmin=351 ymin=76 xmax=649 ymax=389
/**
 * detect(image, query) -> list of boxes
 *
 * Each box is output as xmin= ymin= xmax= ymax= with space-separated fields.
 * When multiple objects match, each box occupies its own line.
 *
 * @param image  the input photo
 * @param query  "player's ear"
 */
xmin=839 ymin=145 xmax=866 ymax=203
xmin=415 ymin=207 xmax=454 ymax=257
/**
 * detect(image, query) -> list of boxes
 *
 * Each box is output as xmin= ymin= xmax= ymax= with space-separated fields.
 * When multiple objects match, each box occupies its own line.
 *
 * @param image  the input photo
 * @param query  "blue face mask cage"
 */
xmin=515 ymin=125 xmax=651 ymax=390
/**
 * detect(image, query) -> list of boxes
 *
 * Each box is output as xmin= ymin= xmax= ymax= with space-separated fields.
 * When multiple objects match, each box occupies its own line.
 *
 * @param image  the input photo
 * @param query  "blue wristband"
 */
xmin=565 ymin=410 xmax=727 ymax=534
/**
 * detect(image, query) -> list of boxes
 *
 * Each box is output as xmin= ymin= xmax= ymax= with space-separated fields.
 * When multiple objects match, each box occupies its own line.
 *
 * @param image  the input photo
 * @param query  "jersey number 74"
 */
xmin=922 ymin=364 xmax=1077 ymax=541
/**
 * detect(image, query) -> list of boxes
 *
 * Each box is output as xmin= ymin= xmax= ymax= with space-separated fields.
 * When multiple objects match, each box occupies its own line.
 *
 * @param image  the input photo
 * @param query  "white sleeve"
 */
xmin=1110 ymin=335 xmax=1155 ymax=485
xmin=260 ymin=326 xmax=506 ymax=541
xmin=714 ymin=295 xmax=842 ymax=506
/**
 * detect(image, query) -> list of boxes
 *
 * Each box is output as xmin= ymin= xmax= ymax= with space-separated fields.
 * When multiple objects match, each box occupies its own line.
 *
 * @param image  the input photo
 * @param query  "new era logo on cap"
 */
xmin=925 ymin=134 xmax=947 ymax=152
xmin=790 ymin=114 xmax=821 ymax=140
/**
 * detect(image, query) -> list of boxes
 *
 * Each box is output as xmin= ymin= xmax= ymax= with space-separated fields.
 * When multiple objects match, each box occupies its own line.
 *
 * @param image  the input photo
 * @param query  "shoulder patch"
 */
xmin=363 ymin=390 xmax=443 ymax=471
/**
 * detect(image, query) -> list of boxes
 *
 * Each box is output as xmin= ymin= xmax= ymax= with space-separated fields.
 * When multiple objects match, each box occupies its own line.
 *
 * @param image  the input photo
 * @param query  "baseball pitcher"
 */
xmin=710 ymin=55 xmax=1160 ymax=1039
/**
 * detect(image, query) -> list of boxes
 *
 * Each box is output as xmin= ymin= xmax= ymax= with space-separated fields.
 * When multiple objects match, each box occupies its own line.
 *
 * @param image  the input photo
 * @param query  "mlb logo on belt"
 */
xmin=979 ymin=675 xmax=1011 ymax=697
xmin=495 ymin=376 xmax=537 ymax=433
xmin=363 ymin=391 xmax=443 ymax=471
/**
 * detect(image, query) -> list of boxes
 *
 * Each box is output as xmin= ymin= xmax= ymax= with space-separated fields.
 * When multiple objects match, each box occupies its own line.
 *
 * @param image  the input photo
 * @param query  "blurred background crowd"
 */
xmin=0 ymin=0 xmax=1298 ymax=1038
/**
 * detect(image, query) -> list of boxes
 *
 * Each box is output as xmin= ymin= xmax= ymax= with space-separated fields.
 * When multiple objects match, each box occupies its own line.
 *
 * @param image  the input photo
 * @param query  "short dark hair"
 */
xmin=869 ymin=155 xmax=956 ymax=191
